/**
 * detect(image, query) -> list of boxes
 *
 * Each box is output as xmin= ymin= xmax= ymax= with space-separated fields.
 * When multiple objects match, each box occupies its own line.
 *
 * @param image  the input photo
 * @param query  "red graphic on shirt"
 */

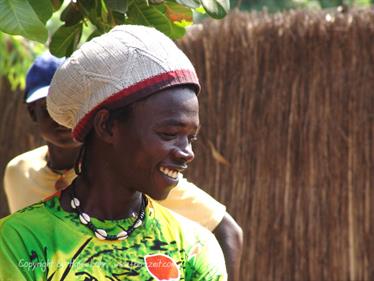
xmin=144 ymin=254 xmax=180 ymax=281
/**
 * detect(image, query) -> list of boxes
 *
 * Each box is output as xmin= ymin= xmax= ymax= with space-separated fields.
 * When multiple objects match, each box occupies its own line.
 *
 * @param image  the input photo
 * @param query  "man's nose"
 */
xmin=173 ymin=142 xmax=195 ymax=164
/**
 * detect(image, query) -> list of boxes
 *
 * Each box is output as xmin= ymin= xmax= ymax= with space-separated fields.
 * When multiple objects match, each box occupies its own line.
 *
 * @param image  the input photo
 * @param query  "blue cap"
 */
xmin=24 ymin=53 xmax=64 ymax=103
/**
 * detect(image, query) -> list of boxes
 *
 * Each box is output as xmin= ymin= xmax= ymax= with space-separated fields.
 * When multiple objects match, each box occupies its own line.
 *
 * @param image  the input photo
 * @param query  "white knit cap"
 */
xmin=47 ymin=25 xmax=200 ymax=142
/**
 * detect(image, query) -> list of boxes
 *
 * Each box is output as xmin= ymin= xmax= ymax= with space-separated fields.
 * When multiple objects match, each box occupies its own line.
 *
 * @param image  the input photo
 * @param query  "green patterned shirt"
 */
xmin=0 ymin=195 xmax=227 ymax=280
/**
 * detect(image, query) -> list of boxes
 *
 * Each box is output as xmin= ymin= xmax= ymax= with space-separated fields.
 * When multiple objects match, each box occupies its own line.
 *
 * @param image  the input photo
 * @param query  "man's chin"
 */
xmin=54 ymin=139 xmax=82 ymax=149
xmin=149 ymin=184 xmax=177 ymax=201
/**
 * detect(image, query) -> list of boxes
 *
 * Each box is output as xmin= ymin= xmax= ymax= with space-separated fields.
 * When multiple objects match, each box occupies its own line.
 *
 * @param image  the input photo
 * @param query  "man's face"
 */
xmin=110 ymin=86 xmax=199 ymax=200
xmin=28 ymin=98 xmax=80 ymax=148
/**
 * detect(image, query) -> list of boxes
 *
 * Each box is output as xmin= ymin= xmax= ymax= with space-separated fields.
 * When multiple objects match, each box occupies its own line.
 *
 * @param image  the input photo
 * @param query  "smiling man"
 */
xmin=4 ymin=52 xmax=242 ymax=279
xmin=100 ymin=88 xmax=200 ymax=202
xmin=0 ymin=25 xmax=231 ymax=280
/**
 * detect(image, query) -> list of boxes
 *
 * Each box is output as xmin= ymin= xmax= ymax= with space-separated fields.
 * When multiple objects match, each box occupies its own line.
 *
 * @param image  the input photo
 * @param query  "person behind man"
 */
xmin=4 ymin=54 xmax=81 ymax=207
xmin=3 ymin=40 xmax=242 ymax=278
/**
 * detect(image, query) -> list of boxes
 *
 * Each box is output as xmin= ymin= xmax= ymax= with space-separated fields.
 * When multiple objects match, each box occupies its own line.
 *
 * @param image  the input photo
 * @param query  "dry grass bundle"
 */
xmin=0 ymin=79 xmax=43 ymax=217
xmin=178 ymin=9 xmax=374 ymax=281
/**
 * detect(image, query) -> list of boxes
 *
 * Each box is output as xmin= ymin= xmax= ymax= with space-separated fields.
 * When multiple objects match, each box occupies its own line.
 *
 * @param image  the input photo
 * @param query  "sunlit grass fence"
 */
xmin=179 ymin=8 xmax=374 ymax=281
xmin=0 ymin=8 xmax=373 ymax=281
xmin=0 ymin=78 xmax=43 ymax=218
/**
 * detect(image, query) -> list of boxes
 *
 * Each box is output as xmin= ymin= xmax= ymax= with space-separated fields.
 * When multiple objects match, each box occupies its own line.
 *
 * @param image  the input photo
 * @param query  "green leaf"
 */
xmin=27 ymin=0 xmax=53 ymax=23
xmin=99 ymin=0 xmax=109 ymax=22
xmin=80 ymin=0 xmax=96 ymax=11
xmin=0 ymin=33 xmax=46 ymax=90
xmin=174 ymin=19 xmax=191 ymax=27
xmin=78 ymin=0 xmax=108 ymax=33
xmin=49 ymin=23 xmax=83 ymax=57
xmin=112 ymin=10 xmax=126 ymax=24
xmin=176 ymin=0 xmax=199 ymax=9
xmin=86 ymin=28 xmax=102 ymax=41
xmin=126 ymin=0 xmax=192 ymax=39
xmin=200 ymin=0 xmax=229 ymax=19
xmin=105 ymin=0 xmax=128 ymax=13
xmin=0 ymin=0 xmax=48 ymax=42
xmin=195 ymin=6 xmax=205 ymax=13
xmin=61 ymin=2 xmax=83 ymax=26
xmin=51 ymin=0 xmax=63 ymax=11
xmin=164 ymin=1 xmax=193 ymax=22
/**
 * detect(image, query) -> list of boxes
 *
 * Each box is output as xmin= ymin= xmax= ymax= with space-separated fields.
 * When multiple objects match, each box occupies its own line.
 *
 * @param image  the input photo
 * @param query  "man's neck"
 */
xmin=46 ymin=143 xmax=81 ymax=171
xmin=59 ymin=140 xmax=143 ymax=221
xmin=72 ymin=176 xmax=143 ymax=220
xmin=59 ymin=174 xmax=143 ymax=221
xmin=80 ymin=138 xmax=141 ymax=220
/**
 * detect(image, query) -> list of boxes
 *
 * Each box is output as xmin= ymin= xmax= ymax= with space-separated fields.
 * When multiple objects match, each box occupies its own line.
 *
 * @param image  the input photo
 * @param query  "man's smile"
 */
xmin=159 ymin=166 xmax=180 ymax=179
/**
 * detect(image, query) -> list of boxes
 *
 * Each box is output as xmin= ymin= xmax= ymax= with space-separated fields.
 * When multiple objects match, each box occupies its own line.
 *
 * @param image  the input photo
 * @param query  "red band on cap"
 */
xmin=72 ymin=69 xmax=199 ymax=142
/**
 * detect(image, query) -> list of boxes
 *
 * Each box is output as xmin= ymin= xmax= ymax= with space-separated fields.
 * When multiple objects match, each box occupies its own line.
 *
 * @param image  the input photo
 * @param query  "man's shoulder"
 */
xmin=0 ymin=201 xmax=48 ymax=234
xmin=151 ymin=198 xmax=213 ymax=240
xmin=6 ymin=146 xmax=47 ymax=170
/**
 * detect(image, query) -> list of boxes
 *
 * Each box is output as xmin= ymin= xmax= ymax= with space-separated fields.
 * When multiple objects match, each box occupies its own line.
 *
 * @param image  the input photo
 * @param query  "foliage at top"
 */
xmin=0 ymin=0 xmax=230 ymax=58
xmin=1 ymin=0 xmax=372 ymax=90
xmin=0 ymin=33 xmax=45 ymax=90
xmin=233 ymin=0 xmax=373 ymax=11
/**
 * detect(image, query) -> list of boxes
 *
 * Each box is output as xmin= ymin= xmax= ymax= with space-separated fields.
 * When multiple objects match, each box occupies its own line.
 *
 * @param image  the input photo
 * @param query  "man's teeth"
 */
xmin=160 ymin=167 xmax=180 ymax=179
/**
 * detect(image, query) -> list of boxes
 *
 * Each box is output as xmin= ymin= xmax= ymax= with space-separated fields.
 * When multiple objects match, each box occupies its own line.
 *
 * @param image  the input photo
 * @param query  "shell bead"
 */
xmin=134 ymin=220 xmax=142 ymax=228
xmin=71 ymin=198 xmax=80 ymax=209
xmin=79 ymin=213 xmax=90 ymax=224
xmin=95 ymin=229 xmax=107 ymax=240
xmin=117 ymin=230 xmax=128 ymax=240
xmin=70 ymin=188 xmax=147 ymax=241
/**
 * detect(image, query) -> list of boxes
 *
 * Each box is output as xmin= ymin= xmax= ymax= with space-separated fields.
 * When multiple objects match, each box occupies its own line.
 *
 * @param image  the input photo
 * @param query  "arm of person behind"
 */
xmin=213 ymin=212 xmax=243 ymax=281
xmin=157 ymin=177 xmax=243 ymax=281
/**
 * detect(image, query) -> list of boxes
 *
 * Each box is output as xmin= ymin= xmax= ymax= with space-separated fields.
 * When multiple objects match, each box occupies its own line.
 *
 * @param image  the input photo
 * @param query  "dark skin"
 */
xmin=30 ymin=91 xmax=243 ymax=280
xmin=61 ymin=87 xmax=199 ymax=219
xmin=27 ymin=98 xmax=81 ymax=170
xmin=213 ymin=213 xmax=243 ymax=281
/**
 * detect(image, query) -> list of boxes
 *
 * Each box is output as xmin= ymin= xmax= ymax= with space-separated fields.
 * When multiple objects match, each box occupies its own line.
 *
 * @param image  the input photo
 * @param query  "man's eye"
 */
xmin=159 ymin=132 xmax=177 ymax=140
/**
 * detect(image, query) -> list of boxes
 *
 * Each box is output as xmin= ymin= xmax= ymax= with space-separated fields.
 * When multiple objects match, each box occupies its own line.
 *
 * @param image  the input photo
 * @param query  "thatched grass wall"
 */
xmin=0 ymin=78 xmax=43 ymax=217
xmin=178 ymin=9 xmax=374 ymax=281
xmin=0 ymin=8 xmax=373 ymax=281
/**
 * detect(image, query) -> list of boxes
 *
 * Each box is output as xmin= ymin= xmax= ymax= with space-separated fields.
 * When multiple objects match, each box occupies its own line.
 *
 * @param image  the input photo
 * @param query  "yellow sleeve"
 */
xmin=3 ymin=146 xmax=76 ymax=214
xmin=3 ymin=161 xmax=26 ymax=213
xmin=157 ymin=178 xmax=226 ymax=231
xmin=3 ymin=160 xmax=45 ymax=214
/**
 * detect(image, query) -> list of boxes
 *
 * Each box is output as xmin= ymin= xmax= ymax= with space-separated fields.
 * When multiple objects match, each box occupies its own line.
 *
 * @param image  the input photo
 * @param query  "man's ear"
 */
xmin=93 ymin=109 xmax=114 ymax=143
xmin=27 ymin=103 xmax=37 ymax=122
